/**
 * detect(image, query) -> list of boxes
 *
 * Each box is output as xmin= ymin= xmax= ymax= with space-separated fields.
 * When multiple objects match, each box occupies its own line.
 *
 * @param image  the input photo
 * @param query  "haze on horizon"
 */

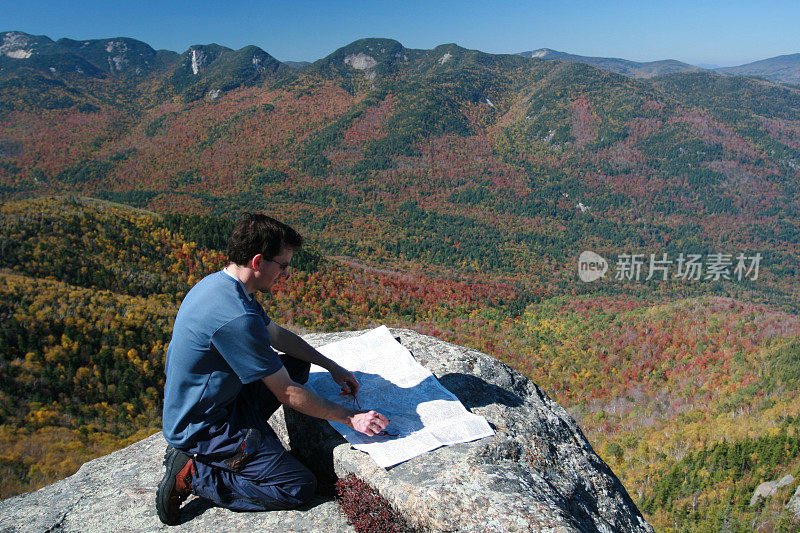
xmin=2 ymin=0 xmax=799 ymax=68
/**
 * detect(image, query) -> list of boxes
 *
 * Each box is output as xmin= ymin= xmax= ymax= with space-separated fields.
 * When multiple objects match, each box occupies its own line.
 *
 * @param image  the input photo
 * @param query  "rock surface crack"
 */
xmin=44 ymin=495 xmax=82 ymax=532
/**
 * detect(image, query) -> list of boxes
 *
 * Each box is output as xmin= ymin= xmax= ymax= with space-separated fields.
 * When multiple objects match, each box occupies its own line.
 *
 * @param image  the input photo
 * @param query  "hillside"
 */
xmin=1 ymin=37 xmax=799 ymax=314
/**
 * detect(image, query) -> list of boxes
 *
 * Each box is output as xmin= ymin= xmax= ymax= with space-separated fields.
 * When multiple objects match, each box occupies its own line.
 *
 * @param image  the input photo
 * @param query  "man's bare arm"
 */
xmin=261 ymin=367 xmax=387 ymax=436
xmin=267 ymin=321 xmax=359 ymax=394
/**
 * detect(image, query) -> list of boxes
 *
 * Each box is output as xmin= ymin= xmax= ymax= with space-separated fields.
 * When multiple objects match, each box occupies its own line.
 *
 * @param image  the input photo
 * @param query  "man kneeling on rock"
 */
xmin=157 ymin=213 xmax=388 ymax=525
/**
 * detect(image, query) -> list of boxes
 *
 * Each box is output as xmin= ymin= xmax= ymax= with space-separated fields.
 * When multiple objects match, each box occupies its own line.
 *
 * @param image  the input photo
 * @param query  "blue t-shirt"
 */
xmin=162 ymin=270 xmax=283 ymax=449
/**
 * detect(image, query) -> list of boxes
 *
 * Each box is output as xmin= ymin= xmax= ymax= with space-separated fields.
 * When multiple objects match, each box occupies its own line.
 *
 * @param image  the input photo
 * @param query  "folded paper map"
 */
xmin=307 ymin=325 xmax=495 ymax=468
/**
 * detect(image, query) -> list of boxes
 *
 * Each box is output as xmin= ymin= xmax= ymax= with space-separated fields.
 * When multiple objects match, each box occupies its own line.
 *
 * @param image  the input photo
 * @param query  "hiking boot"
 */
xmin=156 ymin=446 xmax=194 ymax=525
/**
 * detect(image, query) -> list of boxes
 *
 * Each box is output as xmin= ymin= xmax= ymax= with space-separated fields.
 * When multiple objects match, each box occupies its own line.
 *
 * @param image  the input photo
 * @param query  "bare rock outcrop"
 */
xmin=276 ymin=328 xmax=652 ymax=532
xmin=0 ymin=432 xmax=353 ymax=532
xmin=750 ymin=474 xmax=795 ymax=506
xmin=787 ymin=484 xmax=800 ymax=521
xmin=0 ymin=328 xmax=653 ymax=532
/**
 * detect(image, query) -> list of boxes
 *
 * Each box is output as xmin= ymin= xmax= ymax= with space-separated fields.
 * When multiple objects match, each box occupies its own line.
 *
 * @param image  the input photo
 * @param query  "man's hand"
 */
xmin=330 ymin=363 xmax=360 ymax=396
xmin=348 ymin=410 xmax=389 ymax=437
xmin=262 ymin=367 xmax=389 ymax=438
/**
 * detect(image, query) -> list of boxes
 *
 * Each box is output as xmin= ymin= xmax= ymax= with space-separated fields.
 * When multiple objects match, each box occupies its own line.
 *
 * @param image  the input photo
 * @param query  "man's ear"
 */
xmin=251 ymin=253 xmax=264 ymax=270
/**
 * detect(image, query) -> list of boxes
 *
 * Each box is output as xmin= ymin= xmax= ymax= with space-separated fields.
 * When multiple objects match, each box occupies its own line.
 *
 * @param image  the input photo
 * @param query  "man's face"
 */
xmin=258 ymin=247 xmax=293 ymax=292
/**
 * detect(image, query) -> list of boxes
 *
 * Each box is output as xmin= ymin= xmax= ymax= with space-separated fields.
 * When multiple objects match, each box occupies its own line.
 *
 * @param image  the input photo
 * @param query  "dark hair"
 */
xmin=226 ymin=213 xmax=303 ymax=265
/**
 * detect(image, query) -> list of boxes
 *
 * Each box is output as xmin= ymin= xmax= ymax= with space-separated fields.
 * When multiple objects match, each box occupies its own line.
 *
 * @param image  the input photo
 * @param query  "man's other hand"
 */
xmin=331 ymin=364 xmax=360 ymax=396
xmin=348 ymin=410 xmax=389 ymax=436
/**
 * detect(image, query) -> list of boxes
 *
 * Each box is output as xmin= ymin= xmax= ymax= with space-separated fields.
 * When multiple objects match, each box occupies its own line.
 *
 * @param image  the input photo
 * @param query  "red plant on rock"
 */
xmin=334 ymin=474 xmax=414 ymax=532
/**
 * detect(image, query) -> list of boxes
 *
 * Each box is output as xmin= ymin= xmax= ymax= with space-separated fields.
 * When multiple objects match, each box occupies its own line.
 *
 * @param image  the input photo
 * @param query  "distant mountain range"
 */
xmin=0 ymin=31 xmax=178 ymax=76
xmin=3 ymin=30 xmax=799 ymax=88
xmin=518 ymin=48 xmax=800 ymax=85
xmin=1 ymin=31 xmax=799 ymax=308
xmin=716 ymin=53 xmax=800 ymax=85
xmin=517 ymin=48 xmax=704 ymax=78
xmin=0 ymin=31 xmax=287 ymax=101
xmin=1 ymin=31 xmax=800 ymax=305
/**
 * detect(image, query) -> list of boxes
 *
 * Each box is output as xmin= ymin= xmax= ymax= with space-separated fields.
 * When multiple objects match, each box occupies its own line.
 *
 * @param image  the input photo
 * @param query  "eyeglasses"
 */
xmin=268 ymin=259 xmax=291 ymax=272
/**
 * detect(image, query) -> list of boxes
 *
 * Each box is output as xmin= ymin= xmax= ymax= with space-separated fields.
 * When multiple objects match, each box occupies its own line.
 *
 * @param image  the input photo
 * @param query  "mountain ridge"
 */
xmin=717 ymin=52 xmax=800 ymax=85
xmin=2 ymin=32 xmax=799 ymax=313
xmin=518 ymin=47 xmax=800 ymax=85
xmin=5 ymin=30 xmax=800 ymax=86
xmin=518 ymin=48 xmax=705 ymax=78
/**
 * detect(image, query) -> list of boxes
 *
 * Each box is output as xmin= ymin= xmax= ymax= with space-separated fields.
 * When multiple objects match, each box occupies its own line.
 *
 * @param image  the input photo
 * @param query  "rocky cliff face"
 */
xmin=0 ymin=328 xmax=653 ymax=532
xmin=0 ymin=32 xmax=170 ymax=77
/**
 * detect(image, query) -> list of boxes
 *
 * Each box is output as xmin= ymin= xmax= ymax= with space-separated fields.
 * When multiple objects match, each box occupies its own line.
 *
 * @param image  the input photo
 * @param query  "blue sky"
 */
xmin=3 ymin=0 xmax=799 ymax=67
